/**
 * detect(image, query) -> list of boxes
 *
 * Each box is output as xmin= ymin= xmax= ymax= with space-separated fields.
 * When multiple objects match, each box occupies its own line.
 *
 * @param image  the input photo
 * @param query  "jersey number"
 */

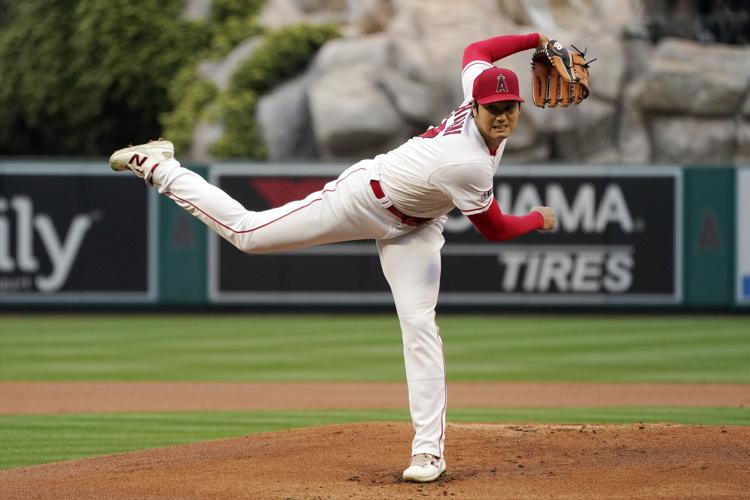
xmin=419 ymin=102 xmax=472 ymax=139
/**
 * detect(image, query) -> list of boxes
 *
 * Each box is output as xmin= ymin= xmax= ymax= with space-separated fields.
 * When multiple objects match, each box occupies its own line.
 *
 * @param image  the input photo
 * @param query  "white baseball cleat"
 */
xmin=109 ymin=139 xmax=174 ymax=185
xmin=402 ymin=453 xmax=446 ymax=483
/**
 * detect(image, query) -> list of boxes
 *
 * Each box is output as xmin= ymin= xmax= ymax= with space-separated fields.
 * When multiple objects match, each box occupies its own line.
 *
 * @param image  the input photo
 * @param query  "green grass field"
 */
xmin=1 ymin=314 xmax=748 ymax=382
xmin=2 ymin=408 xmax=749 ymax=470
xmin=0 ymin=314 xmax=748 ymax=470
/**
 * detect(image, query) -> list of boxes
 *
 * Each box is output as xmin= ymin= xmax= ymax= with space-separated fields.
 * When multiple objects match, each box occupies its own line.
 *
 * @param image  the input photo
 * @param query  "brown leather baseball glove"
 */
xmin=531 ymin=40 xmax=593 ymax=108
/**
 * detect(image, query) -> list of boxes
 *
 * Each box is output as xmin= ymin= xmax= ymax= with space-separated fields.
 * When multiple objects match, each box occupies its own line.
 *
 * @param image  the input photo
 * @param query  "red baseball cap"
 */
xmin=472 ymin=66 xmax=524 ymax=104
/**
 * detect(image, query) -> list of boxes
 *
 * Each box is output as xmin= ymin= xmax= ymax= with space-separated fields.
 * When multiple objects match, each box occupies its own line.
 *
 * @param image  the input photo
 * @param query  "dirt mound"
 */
xmin=1 ymin=422 xmax=748 ymax=499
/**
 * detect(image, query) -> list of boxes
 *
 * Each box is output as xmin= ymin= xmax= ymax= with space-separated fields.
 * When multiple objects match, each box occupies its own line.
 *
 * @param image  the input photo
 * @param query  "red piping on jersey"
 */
xmin=461 ymin=197 xmax=494 ymax=215
xmin=164 ymin=167 xmax=367 ymax=234
xmin=468 ymin=199 xmax=544 ymax=241
xmin=438 ymin=326 xmax=447 ymax=457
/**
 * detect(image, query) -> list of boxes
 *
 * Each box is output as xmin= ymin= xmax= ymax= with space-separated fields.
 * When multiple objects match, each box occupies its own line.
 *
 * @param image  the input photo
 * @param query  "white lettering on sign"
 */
xmin=0 ymin=195 xmax=96 ymax=292
xmin=498 ymin=250 xmax=634 ymax=293
xmin=496 ymin=183 xmax=635 ymax=234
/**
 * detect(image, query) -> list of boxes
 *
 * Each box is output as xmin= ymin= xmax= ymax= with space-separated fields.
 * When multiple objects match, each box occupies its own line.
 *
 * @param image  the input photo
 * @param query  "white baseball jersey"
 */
xmin=138 ymin=41 xmax=527 ymax=466
xmin=377 ymin=59 xmax=504 ymax=218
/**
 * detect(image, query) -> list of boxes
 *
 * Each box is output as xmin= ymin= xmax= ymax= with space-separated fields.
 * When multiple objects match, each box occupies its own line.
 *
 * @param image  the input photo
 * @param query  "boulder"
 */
xmin=617 ymin=81 xmax=651 ymax=164
xmin=310 ymin=34 xmax=388 ymax=75
xmin=586 ymin=148 xmax=623 ymax=165
xmin=656 ymin=38 xmax=750 ymax=79
xmin=736 ymin=120 xmax=750 ymax=165
xmin=384 ymin=14 xmax=434 ymax=106
xmin=386 ymin=0 xmax=512 ymax=120
xmin=347 ymin=0 xmax=394 ymax=34
xmin=637 ymin=38 xmax=750 ymax=115
xmin=258 ymin=0 xmax=306 ymax=30
xmin=378 ymin=71 xmax=435 ymax=125
xmin=198 ymin=37 xmax=263 ymax=92
xmin=651 ymin=117 xmax=736 ymax=165
xmin=590 ymin=0 xmax=644 ymax=33
xmin=638 ymin=59 xmax=747 ymax=115
xmin=624 ymin=33 xmax=656 ymax=85
xmin=551 ymin=97 xmax=617 ymax=161
xmin=496 ymin=0 xmax=530 ymax=25
xmin=569 ymin=32 xmax=624 ymax=103
xmin=288 ymin=0 xmax=349 ymax=24
xmin=308 ymin=63 xmax=411 ymax=159
xmin=256 ymin=74 xmax=318 ymax=160
xmin=505 ymin=111 xmax=540 ymax=152
xmin=189 ymin=121 xmax=224 ymax=163
xmin=516 ymin=72 xmax=575 ymax=136
xmin=502 ymin=141 xmax=551 ymax=163
xmin=291 ymin=0 xmax=348 ymax=14
xmin=501 ymin=0 xmax=642 ymax=34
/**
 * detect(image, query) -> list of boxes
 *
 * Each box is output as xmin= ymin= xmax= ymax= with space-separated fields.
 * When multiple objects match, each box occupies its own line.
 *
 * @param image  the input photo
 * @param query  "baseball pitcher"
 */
xmin=111 ymin=32 xmax=589 ymax=482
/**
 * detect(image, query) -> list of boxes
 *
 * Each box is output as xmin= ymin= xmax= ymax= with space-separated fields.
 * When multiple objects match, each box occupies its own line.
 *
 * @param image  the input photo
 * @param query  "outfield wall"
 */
xmin=0 ymin=162 xmax=745 ymax=309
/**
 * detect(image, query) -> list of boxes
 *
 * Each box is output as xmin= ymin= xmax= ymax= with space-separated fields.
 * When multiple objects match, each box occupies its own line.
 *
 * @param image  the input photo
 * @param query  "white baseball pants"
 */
xmin=153 ymin=158 xmax=448 ymax=458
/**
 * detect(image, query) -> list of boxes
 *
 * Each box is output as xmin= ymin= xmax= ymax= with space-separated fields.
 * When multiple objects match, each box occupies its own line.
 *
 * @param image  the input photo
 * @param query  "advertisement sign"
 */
xmin=738 ymin=169 xmax=750 ymax=304
xmin=0 ymin=164 xmax=157 ymax=302
xmin=440 ymin=167 xmax=681 ymax=304
xmin=209 ymin=165 xmax=681 ymax=305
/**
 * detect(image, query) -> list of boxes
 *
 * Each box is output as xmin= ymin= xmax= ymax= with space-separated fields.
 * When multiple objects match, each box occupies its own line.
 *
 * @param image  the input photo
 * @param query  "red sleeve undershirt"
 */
xmin=462 ymin=33 xmax=540 ymax=68
xmin=468 ymin=201 xmax=544 ymax=242
xmin=461 ymin=32 xmax=543 ymax=241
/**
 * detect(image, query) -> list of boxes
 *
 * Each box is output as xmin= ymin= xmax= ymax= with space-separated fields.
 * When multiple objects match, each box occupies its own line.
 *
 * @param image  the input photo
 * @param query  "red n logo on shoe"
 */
xmin=129 ymin=154 xmax=147 ymax=167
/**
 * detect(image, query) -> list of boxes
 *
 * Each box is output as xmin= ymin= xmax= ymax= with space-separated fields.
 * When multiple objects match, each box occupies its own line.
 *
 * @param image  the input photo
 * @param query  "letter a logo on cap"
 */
xmin=496 ymin=74 xmax=508 ymax=93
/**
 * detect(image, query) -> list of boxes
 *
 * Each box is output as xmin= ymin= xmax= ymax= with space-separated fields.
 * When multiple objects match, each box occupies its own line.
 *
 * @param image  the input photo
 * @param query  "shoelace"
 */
xmin=411 ymin=453 xmax=439 ymax=467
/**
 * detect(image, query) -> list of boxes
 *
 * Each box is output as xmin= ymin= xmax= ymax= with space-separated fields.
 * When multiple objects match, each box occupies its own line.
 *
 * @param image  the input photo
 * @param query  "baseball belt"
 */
xmin=369 ymin=180 xmax=432 ymax=227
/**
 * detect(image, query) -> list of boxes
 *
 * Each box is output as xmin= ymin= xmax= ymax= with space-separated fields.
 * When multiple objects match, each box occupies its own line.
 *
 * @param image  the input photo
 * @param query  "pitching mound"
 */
xmin=1 ymin=422 xmax=748 ymax=499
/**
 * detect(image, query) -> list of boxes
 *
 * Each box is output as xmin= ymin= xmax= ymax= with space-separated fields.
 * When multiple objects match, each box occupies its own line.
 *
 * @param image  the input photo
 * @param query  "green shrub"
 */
xmin=210 ymin=0 xmax=266 ymax=22
xmin=210 ymin=90 xmax=265 ymax=158
xmin=210 ymin=23 xmax=340 ymax=158
xmin=230 ymin=24 xmax=340 ymax=94
xmin=160 ymin=66 xmax=219 ymax=154
xmin=209 ymin=15 xmax=263 ymax=55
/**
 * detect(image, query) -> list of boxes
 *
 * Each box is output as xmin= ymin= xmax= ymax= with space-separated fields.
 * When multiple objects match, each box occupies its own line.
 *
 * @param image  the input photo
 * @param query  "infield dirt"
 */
xmin=1 ymin=381 xmax=748 ymax=413
xmin=1 ymin=382 xmax=749 ymax=498
xmin=1 ymin=422 xmax=749 ymax=499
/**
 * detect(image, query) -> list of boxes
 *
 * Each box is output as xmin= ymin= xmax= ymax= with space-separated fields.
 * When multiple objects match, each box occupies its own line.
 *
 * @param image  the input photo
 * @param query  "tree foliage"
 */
xmin=0 ymin=0 xmax=338 ymax=158
xmin=0 ymin=0 xmax=208 ymax=155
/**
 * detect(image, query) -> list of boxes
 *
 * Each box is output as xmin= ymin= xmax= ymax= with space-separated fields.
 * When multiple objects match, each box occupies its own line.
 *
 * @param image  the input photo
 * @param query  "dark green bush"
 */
xmin=0 ymin=0 xmax=76 ymax=154
xmin=0 ymin=0 xmax=208 ymax=155
xmin=0 ymin=0 xmax=13 ymax=27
